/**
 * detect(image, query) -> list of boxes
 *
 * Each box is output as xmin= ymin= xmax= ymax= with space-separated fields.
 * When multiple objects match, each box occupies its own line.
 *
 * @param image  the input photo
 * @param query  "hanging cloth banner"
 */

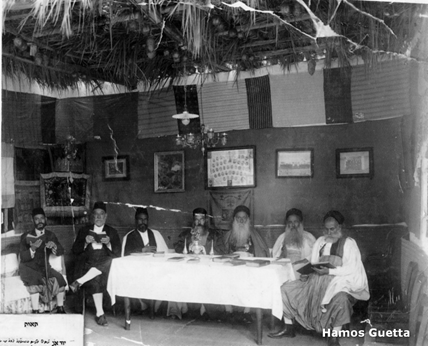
xmin=1 ymin=143 xmax=15 ymax=208
xmin=208 ymin=189 xmax=253 ymax=230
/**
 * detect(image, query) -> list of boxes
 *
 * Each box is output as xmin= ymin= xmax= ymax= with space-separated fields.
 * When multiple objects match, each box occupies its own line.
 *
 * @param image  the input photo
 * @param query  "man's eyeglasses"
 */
xmin=235 ymin=216 xmax=248 ymax=222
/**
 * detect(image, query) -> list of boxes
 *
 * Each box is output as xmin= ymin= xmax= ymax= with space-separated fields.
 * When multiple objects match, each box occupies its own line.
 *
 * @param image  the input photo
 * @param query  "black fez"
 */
xmin=193 ymin=208 xmax=207 ymax=216
xmin=285 ymin=208 xmax=303 ymax=221
xmin=32 ymin=207 xmax=45 ymax=217
xmin=93 ymin=201 xmax=107 ymax=212
xmin=323 ymin=210 xmax=345 ymax=225
xmin=135 ymin=207 xmax=148 ymax=218
xmin=233 ymin=205 xmax=250 ymax=218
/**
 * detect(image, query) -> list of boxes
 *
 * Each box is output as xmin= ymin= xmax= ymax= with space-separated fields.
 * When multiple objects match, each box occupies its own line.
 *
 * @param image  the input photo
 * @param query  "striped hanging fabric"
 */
xmin=245 ymin=75 xmax=273 ymax=129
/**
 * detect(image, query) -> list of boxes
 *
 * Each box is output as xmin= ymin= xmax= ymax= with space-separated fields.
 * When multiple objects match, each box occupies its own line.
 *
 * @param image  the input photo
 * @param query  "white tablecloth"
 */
xmin=107 ymin=254 xmax=295 ymax=319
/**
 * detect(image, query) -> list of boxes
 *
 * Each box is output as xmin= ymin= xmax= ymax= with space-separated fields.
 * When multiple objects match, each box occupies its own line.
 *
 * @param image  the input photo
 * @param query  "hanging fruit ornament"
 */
xmin=228 ymin=28 xmax=238 ymax=38
xmin=172 ymin=51 xmax=180 ymax=63
xmin=181 ymin=55 xmax=188 ymax=62
xmin=163 ymin=49 xmax=170 ymax=56
xmin=146 ymin=36 xmax=155 ymax=52
xmin=34 ymin=53 xmax=43 ymax=65
xmin=147 ymin=51 xmax=156 ymax=59
xmin=307 ymin=59 xmax=316 ymax=75
xmin=241 ymin=54 xmax=247 ymax=61
xmin=142 ymin=25 xmax=151 ymax=35
xmin=211 ymin=15 xmax=222 ymax=27
xmin=13 ymin=37 xmax=22 ymax=48
xmin=29 ymin=43 xmax=38 ymax=56
xmin=237 ymin=31 xmax=244 ymax=39
xmin=280 ymin=3 xmax=291 ymax=16
xmin=42 ymin=54 xmax=49 ymax=66
xmin=128 ymin=21 xmax=138 ymax=31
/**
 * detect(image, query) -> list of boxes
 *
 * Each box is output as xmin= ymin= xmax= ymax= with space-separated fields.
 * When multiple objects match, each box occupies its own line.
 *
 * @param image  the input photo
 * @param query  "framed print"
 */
xmin=154 ymin=151 xmax=185 ymax=193
xmin=206 ymin=146 xmax=256 ymax=189
xmin=336 ymin=148 xmax=374 ymax=178
xmin=40 ymin=172 xmax=92 ymax=217
xmin=276 ymin=149 xmax=314 ymax=178
xmin=102 ymin=155 xmax=130 ymax=181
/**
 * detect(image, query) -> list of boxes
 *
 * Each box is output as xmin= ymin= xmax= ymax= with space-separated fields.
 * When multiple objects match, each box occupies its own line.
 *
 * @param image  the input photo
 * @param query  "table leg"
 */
xmin=256 ymin=308 xmax=263 ymax=345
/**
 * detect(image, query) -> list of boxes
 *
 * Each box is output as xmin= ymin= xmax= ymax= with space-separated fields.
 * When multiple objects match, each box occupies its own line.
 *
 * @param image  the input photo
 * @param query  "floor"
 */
xmin=75 ymin=299 xmax=370 ymax=346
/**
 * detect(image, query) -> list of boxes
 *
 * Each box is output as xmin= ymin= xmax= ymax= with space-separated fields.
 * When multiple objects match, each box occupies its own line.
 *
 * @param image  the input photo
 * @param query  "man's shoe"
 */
xmin=268 ymin=324 xmax=296 ymax=338
xmin=56 ymin=306 xmax=66 ymax=314
xmin=32 ymin=309 xmax=40 ymax=314
xmin=95 ymin=314 xmax=108 ymax=326
xmin=125 ymin=321 xmax=131 ymax=331
xmin=69 ymin=281 xmax=81 ymax=293
xmin=242 ymin=313 xmax=253 ymax=324
xmin=328 ymin=337 xmax=341 ymax=346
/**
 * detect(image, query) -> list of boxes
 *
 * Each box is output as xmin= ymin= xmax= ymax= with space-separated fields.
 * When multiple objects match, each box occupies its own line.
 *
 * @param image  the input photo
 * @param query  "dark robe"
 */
xmin=123 ymin=229 xmax=157 ymax=257
xmin=72 ymin=224 xmax=121 ymax=295
xmin=19 ymin=229 xmax=66 ymax=289
xmin=223 ymin=227 xmax=270 ymax=258
xmin=174 ymin=228 xmax=227 ymax=255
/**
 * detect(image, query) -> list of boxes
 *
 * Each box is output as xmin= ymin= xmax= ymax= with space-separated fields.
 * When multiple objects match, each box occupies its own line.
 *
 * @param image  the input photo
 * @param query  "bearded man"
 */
xmin=70 ymin=201 xmax=121 ymax=327
xmin=169 ymin=207 xmax=227 ymax=320
xmin=268 ymin=211 xmax=369 ymax=346
xmin=272 ymin=208 xmax=316 ymax=263
xmin=223 ymin=205 xmax=270 ymax=258
xmin=19 ymin=207 xmax=67 ymax=313
xmin=122 ymin=207 xmax=169 ymax=329
xmin=174 ymin=207 xmax=227 ymax=255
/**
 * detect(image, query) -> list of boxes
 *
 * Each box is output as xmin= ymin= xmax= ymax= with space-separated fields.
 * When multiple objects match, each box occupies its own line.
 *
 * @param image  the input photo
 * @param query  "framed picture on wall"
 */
xmin=276 ymin=149 xmax=314 ymax=178
xmin=336 ymin=148 xmax=374 ymax=178
xmin=154 ymin=151 xmax=185 ymax=193
xmin=205 ymin=146 xmax=256 ymax=189
xmin=102 ymin=155 xmax=130 ymax=181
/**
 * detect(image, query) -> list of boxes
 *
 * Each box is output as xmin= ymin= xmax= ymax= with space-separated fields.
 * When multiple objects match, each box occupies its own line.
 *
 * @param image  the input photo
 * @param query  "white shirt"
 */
xmin=139 ymin=230 xmax=150 ymax=246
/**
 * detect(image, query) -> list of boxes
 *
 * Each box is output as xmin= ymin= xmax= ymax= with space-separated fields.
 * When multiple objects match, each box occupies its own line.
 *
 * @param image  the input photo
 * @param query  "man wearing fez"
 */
xmin=122 ymin=207 xmax=168 ymax=330
xmin=223 ymin=205 xmax=270 ymax=258
xmin=222 ymin=205 xmax=270 ymax=324
xmin=19 ymin=207 xmax=67 ymax=313
xmin=268 ymin=211 xmax=369 ymax=346
xmin=169 ymin=207 xmax=227 ymax=320
xmin=174 ymin=207 xmax=227 ymax=255
xmin=272 ymin=208 xmax=316 ymax=263
xmin=70 ymin=201 xmax=121 ymax=326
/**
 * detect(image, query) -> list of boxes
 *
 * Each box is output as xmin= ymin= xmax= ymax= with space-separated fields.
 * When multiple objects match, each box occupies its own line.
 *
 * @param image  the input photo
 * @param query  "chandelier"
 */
xmin=172 ymin=78 xmax=228 ymax=155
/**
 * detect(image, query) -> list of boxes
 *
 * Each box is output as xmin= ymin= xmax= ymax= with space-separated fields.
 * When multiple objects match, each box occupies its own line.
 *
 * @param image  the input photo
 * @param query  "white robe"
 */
xmin=272 ymin=230 xmax=316 ymax=260
xmin=311 ymin=236 xmax=370 ymax=305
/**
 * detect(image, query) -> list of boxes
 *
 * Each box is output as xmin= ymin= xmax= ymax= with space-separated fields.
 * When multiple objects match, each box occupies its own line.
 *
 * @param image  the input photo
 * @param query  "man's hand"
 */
xmin=142 ymin=246 xmax=157 ymax=253
xmin=299 ymin=274 xmax=309 ymax=282
xmin=100 ymin=236 xmax=110 ymax=245
xmin=30 ymin=239 xmax=43 ymax=252
xmin=85 ymin=235 xmax=95 ymax=244
xmin=45 ymin=241 xmax=57 ymax=254
xmin=313 ymin=266 xmax=329 ymax=275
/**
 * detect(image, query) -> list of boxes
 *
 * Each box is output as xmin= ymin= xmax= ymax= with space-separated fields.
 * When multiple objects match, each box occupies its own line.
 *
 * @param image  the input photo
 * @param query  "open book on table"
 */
xmin=296 ymin=261 xmax=336 ymax=275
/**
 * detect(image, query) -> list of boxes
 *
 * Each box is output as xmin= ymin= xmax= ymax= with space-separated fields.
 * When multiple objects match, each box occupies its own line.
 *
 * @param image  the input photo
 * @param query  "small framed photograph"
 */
xmin=206 ymin=146 xmax=256 ymax=189
xmin=336 ymin=148 xmax=374 ymax=178
xmin=102 ymin=155 xmax=130 ymax=181
xmin=154 ymin=151 xmax=185 ymax=193
xmin=276 ymin=149 xmax=314 ymax=178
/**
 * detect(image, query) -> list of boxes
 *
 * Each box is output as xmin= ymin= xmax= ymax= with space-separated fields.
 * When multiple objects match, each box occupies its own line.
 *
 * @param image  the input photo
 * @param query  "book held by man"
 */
xmin=26 ymin=233 xmax=46 ymax=245
xmin=296 ymin=261 xmax=336 ymax=275
xmin=89 ymin=230 xmax=108 ymax=243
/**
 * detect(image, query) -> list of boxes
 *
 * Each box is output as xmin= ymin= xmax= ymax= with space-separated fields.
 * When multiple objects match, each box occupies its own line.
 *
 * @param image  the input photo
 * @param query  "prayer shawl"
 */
xmin=311 ymin=236 xmax=370 ymax=305
xmin=272 ymin=230 xmax=316 ymax=260
xmin=223 ymin=227 xmax=270 ymax=258
xmin=122 ymin=228 xmax=169 ymax=256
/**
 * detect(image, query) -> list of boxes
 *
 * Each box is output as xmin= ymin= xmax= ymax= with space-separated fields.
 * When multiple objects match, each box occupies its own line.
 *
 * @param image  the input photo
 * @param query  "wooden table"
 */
xmin=107 ymin=254 xmax=294 ymax=344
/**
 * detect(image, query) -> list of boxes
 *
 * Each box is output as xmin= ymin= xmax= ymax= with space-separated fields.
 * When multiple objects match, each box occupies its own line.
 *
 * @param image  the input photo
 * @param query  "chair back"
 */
xmin=1 ymin=253 xmax=19 ymax=277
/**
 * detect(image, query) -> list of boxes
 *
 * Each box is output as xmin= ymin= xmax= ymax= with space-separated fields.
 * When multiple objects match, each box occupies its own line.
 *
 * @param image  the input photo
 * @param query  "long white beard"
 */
xmin=230 ymin=219 xmax=251 ymax=247
xmin=283 ymin=224 xmax=304 ymax=248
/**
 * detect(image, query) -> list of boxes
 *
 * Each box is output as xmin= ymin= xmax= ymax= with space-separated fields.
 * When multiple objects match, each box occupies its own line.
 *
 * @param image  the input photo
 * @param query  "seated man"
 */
xmin=169 ymin=207 xmax=227 ymax=320
xmin=222 ymin=205 xmax=270 ymax=323
xmin=268 ymin=211 xmax=370 ymax=346
xmin=174 ymin=207 xmax=227 ymax=255
xmin=19 ymin=207 xmax=67 ymax=313
xmin=70 ymin=201 xmax=121 ymax=327
xmin=122 ymin=207 xmax=168 ymax=330
xmin=223 ymin=205 xmax=270 ymax=258
xmin=272 ymin=208 xmax=316 ymax=272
